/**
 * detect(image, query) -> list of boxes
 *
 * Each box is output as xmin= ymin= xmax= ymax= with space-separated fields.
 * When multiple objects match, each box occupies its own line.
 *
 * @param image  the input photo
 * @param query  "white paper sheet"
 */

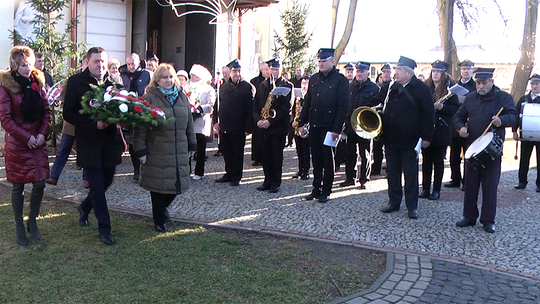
xmin=324 ymin=131 xmax=340 ymax=147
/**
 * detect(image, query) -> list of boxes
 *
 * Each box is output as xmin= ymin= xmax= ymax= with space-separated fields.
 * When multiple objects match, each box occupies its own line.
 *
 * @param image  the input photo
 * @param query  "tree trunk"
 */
xmin=330 ymin=0 xmax=340 ymax=47
xmin=437 ymin=0 xmax=460 ymax=79
xmin=333 ymin=0 xmax=358 ymax=63
xmin=511 ymin=0 xmax=538 ymax=102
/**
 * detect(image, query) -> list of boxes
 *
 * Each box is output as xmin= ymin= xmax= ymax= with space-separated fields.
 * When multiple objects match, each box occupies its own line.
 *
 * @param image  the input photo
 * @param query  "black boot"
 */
xmin=12 ymin=184 xmax=28 ymax=246
xmin=27 ymin=181 xmax=45 ymax=241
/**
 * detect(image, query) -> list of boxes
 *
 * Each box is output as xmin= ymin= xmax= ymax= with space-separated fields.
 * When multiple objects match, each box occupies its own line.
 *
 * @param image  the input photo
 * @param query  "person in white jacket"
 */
xmin=185 ymin=64 xmax=216 ymax=180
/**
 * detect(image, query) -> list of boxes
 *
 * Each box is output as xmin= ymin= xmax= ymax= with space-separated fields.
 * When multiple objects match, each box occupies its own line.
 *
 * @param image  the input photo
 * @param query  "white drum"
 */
xmin=464 ymin=132 xmax=503 ymax=169
xmin=520 ymin=103 xmax=540 ymax=141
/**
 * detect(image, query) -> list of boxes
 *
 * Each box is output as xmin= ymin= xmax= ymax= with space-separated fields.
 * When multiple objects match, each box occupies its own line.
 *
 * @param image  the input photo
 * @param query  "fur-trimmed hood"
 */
xmin=0 ymin=69 xmax=46 ymax=94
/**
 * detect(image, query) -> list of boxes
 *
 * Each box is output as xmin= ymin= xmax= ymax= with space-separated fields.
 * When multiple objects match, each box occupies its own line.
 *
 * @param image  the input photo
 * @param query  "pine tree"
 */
xmin=274 ymin=0 xmax=314 ymax=75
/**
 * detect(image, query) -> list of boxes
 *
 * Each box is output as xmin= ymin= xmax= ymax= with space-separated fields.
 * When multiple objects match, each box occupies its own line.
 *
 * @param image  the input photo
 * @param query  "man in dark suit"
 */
xmin=341 ymin=61 xmax=380 ymax=189
xmin=375 ymin=56 xmax=435 ymax=219
xmin=445 ymin=59 xmax=476 ymax=189
xmin=514 ymin=74 xmax=540 ymax=192
xmin=250 ymin=61 xmax=270 ymax=167
xmin=213 ymin=59 xmax=254 ymax=186
xmin=63 ymin=47 xmax=124 ymax=245
xmin=253 ymin=58 xmax=293 ymax=193
xmin=454 ymin=68 xmax=517 ymax=233
xmin=298 ymin=48 xmax=349 ymax=203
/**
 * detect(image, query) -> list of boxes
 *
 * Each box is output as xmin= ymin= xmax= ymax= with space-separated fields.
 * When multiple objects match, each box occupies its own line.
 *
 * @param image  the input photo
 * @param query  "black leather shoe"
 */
xmin=230 ymin=181 xmax=240 ymax=186
xmin=444 ymin=181 xmax=460 ymax=188
xmin=340 ymin=179 xmax=355 ymax=187
xmin=268 ymin=187 xmax=280 ymax=193
xmin=456 ymin=218 xmax=476 ymax=227
xmin=303 ymin=190 xmax=321 ymax=201
xmin=408 ymin=209 xmax=418 ymax=219
xmin=77 ymin=205 xmax=89 ymax=227
xmin=252 ymin=161 xmax=261 ymax=166
xmin=536 ymin=186 xmax=540 ymax=193
xmin=214 ymin=151 xmax=223 ymax=156
xmin=100 ymin=233 xmax=115 ymax=245
xmin=318 ymin=195 xmax=329 ymax=203
xmin=428 ymin=191 xmax=440 ymax=200
xmin=381 ymin=205 xmax=399 ymax=213
xmin=292 ymin=171 xmax=301 ymax=179
xmin=483 ymin=223 xmax=495 ymax=233
xmin=215 ymin=176 xmax=231 ymax=183
xmin=515 ymin=182 xmax=527 ymax=189
xmin=300 ymin=173 xmax=310 ymax=180
xmin=359 ymin=183 xmax=366 ymax=189
xmin=155 ymin=223 xmax=167 ymax=233
xmin=256 ymin=184 xmax=270 ymax=191
xmin=419 ymin=190 xmax=430 ymax=199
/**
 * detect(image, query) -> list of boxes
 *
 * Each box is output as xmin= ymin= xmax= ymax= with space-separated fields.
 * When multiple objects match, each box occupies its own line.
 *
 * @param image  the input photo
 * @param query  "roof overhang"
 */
xmin=236 ymin=0 xmax=278 ymax=9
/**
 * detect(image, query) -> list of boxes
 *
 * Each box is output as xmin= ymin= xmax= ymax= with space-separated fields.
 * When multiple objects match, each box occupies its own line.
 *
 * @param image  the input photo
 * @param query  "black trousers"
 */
xmin=372 ymin=140 xmax=384 ymax=174
xmin=463 ymin=157 xmax=501 ymax=224
xmin=261 ymin=133 xmax=286 ymax=188
xmin=251 ymin=128 xmax=262 ymax=163
xmin=518 ymin=140 xmax=540 ymax=186
xmin=294 ymin=135 xmax=310 ymax=174
xmin=129 ymin=144 xmax=140 ymax=174
xmin=194 ymin=133 xmax=208 ymax=176
xmin=449 ymin=136 xmax=468 ymax=184
xmin=421 ymin=145 xmax=447 ymax=192
xmin=221 ymin=133 xmax=246 ymax=182
xmin=150 ymin=192 xmax=176 ymax=226
xmin=81 ymin=166 xmax=116 ymax=234
xmin=386 ymin=146 xmax=418 ymax=211
xmin=344 ymin=133 xmax=371 ymax=184
xmin=334 ymin=138 xmax=346 ymax=168
xmin=309 ymin=127 xmax=335 ymax=195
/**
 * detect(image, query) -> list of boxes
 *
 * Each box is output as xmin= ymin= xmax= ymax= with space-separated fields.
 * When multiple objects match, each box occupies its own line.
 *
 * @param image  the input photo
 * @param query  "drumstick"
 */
xmin=480 ymin=107 xmax=505 ymax=137
xmin=514 ymin=140 xmax=519 ymax=160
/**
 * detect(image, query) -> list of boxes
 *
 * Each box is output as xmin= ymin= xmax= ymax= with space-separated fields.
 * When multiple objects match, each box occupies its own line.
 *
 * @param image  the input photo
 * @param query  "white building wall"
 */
xmin=0 ymin=0 xmax=15 ymax=69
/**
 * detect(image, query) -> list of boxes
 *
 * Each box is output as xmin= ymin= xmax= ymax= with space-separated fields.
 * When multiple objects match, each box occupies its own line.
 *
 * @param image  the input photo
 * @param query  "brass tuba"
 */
xmin=351 ymin=106 xmax=382 ymax=139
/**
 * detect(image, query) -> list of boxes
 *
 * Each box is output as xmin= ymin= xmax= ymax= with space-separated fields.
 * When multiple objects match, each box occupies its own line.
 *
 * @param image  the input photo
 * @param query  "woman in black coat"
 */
xmin=420 ymin=60 xmax=460 ymax=200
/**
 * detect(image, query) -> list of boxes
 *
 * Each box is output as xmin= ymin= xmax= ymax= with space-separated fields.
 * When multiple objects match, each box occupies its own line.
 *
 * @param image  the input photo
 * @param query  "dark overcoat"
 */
xmin=253 ymin=76 xmax=293 ymax=135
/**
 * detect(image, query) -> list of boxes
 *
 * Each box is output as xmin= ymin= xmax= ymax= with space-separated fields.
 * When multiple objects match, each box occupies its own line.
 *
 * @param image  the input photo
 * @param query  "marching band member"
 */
xmin=375 ymin=56 xmax=435 ymax=219
xmin=372 ymin=63 xmax=392 ymax=175
xmin=253 ymin=58 xmax=293 ymax=193
xmin=298 ymin=48 xmax=349 ymax=203
xmin=420 ymin=60 xmax=459 ymax=200
xmin=341 ymin=61 xmax=380 ymax=189
xmin=291 ymin=74 xmax=311 ymax=180
xmin=454 ymin=68 xmax=517 ymax=233
xmin=513 ymin=73 xmax=540 ymax=192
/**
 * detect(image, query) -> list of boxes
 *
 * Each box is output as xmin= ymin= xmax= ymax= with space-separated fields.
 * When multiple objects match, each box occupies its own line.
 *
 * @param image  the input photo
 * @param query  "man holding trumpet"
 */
xmin=454 ymin=68 xmax=517 ymax=233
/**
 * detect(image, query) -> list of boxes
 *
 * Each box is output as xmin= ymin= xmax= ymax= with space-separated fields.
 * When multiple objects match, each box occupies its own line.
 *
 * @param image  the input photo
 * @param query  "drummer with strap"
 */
xmin=453 ymin=67 xmax=518 ymax=233
xmin=513 ymin=73 xmax=540 ymax=192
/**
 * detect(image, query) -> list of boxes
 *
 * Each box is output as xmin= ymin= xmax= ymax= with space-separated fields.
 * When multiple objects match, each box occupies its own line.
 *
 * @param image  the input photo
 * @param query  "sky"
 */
xmin=291 ymin=0 xmax=532 ymax=63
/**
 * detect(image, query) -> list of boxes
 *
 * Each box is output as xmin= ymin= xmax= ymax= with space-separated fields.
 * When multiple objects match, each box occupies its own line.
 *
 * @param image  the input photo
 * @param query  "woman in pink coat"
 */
xmin=0 ymin=46 xmax=51 ymax=246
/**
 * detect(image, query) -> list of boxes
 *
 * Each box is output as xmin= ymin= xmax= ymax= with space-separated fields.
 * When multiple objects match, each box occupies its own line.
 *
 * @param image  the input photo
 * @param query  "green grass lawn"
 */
xmin=0 ymin=196 xmax=385 ymax=304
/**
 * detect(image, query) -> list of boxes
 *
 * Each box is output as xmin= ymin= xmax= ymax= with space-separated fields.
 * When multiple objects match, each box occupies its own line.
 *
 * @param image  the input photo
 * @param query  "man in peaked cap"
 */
xmin=454 ymin=67 xmax=517 ymax=233
xmin=372 ymin=56 xmax=435 ymax=219
xmin=372 ymin=62 xmax=393 ymax=176
xmin=253 ymin=58 xmax=293 ymax=193
xmin=513 ymin=73 xmax=540 ymax=192
xmin=250 ymin=60 xmax=271 ymax=167
xmin=298 ymin=48 xmax=349 ymax=203
xmin=446 ymin=59 xmax=476 ymax=189
xmin=213 ymin=59 xmax=255 ymax=186
xmin=341 ymin=61 xmax=380 ymax=189
xmin=343 ymin=62 xmax=355 ymax=83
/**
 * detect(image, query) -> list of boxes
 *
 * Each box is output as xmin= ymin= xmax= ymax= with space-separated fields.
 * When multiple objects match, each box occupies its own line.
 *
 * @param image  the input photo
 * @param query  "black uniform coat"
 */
xmin=430 ymin=84 xmax=460 ymax=146
xmin=454 ymin=86 xmax=518 ymax=143
xmin=372 ymin=76 xmax=435 ymax=150
xmin=253 ymin=76 xmax=293 ymax=135
xmin=459 ymin=77 xmax=477 ymax=94
xmin=298 ymin=66 xmax=349 ymax=134
xmin=63 ymin=68 xmax=123 ymax=168
xmin=343 ymin=77 xmax=380 ymax=135
xmin=250 ymin=73 xmax=265 ymax=90
xmin=214 ymin=78 xmax=254 ymax=134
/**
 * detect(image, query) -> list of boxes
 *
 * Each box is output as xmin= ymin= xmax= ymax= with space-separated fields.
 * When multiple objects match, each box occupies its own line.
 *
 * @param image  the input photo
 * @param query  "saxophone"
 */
xmin=260 ymin=78 xmax=276 ymax=119
xmin=293 ymin=96 xmax=309 ymax=138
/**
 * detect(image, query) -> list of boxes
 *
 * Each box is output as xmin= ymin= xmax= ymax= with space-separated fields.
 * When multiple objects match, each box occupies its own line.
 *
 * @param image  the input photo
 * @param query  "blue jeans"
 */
xmin=50 ymin=133 xmax=87 ymax=181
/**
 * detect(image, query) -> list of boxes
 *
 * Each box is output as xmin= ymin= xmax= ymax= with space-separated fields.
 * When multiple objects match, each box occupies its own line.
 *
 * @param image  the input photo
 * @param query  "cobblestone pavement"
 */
xmin=1 ymin=133 xmax=539 ymax=303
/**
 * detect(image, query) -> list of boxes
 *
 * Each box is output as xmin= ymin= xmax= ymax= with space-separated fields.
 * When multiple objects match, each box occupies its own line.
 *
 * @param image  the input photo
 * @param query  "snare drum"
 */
xmin=464 ymin=132 xmax=503 ymax=169
xmin=520 ymin=103 xmax=540 ymax=141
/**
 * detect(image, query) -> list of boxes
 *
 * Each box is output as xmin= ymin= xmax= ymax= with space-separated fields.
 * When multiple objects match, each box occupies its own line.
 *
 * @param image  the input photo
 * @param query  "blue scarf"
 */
xmin=158 ymin=86 xmax=178 ymax=105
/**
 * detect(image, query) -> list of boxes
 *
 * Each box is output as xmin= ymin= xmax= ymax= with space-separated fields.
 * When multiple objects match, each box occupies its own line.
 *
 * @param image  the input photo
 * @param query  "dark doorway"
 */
xmin=185 ymin=13 xmax=216 ymax=75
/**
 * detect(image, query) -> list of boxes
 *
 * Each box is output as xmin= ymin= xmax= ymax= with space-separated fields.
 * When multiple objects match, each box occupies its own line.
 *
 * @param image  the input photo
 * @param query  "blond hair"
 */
xmin=146 ymin=63 xmax=181 ymax=91
xmin=9 ymin=45 xmax=35 ymax=71
xmin=108 ymin=58 xmax=121 ymax=70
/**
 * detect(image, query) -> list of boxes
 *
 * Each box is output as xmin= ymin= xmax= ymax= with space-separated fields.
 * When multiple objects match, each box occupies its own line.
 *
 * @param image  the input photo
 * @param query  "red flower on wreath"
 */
xmin=151 ymin=111 xmax=160 ymax=118
xmin=134 ymin=105 xmax=143 ymax=113
xmin=31 ymin=82 xmax=39 ymax=91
